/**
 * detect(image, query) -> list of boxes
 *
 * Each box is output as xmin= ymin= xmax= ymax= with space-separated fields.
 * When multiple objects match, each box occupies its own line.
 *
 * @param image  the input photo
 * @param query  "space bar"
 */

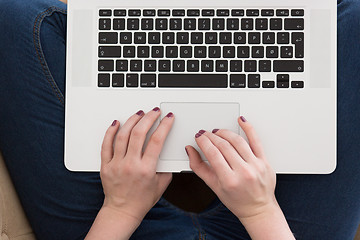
xmin=158 ymin=74 xmax=228 ymax=88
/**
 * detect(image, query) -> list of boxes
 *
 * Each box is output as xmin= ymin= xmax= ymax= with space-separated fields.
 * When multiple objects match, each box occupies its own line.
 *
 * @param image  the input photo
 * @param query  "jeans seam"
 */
xmin=33 ymin=6 xmax=67 ymax=106
xmin=190 ymin=213 xmax=206 ymax=240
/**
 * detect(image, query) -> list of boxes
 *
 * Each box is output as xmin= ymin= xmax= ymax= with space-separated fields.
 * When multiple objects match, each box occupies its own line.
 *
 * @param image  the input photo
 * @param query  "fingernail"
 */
xmin=111 ymin=120 xmax=117 ymax=126
xmin=136 ymin=110 xmax=144 ymax=116
xmin=195 ymin=132 xmax=203 ymax=138
xmin=185 ymin=147 xmax=189 ymax=156
xmin=199 ymin=129 xmax=206 ymax=134
xmin=240 ymin=116 xmax=247 ymax=122
xmin=212 ymin=129 xmax=219 ymax=133
xmin=166 ymin=112 xmax=174 ymax=118
xmin=153 ymin=107 xmax=160 ymax=112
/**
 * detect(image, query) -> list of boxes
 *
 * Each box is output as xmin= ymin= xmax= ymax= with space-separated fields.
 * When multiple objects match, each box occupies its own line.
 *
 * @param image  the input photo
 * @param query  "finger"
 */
xmin=238 ymin=116 xmax=265 ymax=158
xmin=187 ymin=145 xmax=218 ymax=188
xmin=202 ymin=131 xmax=246 ymax=169
xmin=114 ymin=110 xmax=145 ymax=158
xmin=195 ymin=131 xmax=232 ymax=177
xmin=127 ymin=107 xmax=161 ymax=157
xmin=143 ymin=112 xmax=175 ymax=169
xmin=101 ymin=120 xmax=120 ymax=167
xmin=211 ymin=129 xmax=255 ymax=163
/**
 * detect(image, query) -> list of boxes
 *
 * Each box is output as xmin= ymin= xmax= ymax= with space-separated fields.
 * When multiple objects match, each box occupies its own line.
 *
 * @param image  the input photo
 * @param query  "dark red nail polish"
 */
xmin=240 ymin=116 xmax=247 ymax=122
xmin=195 ymin=132 xmax=202 ymax=138
xmin=185 ymin=147 xmax=189 ymax=156
xmin=111 ymin=120 xmax=117 ymax=126
xmin=166 ymin=112 xmax=174 ymax=118
xmin=212 ymin=129 xmax=219 ymax=133
xmin=136 ymin=110 xmax=144 ymax=116
xmin=153 ymin=107 xmax=160 ymax=112
xmin=199 ymin=129 xmax=206 ymax=134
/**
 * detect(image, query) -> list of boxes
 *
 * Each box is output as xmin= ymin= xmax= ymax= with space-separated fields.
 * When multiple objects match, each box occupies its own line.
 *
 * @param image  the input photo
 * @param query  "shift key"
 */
xmin=273 ymin=60 xmax=304 ymax=72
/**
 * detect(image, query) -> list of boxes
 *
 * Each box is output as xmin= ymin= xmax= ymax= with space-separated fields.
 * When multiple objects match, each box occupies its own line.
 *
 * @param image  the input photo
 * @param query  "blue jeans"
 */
xmin=0 ymin=0 xmax=359 ymax=239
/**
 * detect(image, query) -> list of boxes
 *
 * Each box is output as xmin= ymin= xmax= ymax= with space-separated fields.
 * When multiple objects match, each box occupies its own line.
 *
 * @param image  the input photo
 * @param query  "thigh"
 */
xmin=275 ymin=1 xmax=360 ymax=239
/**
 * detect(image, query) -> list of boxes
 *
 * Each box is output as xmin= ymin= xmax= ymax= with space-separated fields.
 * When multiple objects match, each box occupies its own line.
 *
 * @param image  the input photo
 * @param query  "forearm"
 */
xmin=85 ymin=206 xmax=141 ymax=240
xmin=239 ymin=202 xmax=295 ymax=240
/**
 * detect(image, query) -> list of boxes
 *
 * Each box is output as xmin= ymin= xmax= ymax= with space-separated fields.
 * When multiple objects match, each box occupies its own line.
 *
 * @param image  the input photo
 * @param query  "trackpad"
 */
xmin=160 ymin=102 xmax=240 ymax=161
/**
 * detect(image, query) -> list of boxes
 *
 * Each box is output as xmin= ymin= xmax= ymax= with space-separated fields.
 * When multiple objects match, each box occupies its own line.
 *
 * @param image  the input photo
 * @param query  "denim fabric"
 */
xmin=0 ymin=0 xmax=359 ymax=239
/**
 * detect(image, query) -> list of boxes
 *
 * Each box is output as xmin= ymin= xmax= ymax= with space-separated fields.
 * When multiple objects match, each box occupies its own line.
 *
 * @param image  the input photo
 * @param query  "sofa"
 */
xmin=0 ymin=153 xmax=359 ymax=240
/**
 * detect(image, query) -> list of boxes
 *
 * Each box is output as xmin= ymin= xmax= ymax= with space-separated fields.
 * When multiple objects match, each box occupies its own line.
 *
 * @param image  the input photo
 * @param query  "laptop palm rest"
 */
xmin=159 ymin=102 xmax=240 ymax=161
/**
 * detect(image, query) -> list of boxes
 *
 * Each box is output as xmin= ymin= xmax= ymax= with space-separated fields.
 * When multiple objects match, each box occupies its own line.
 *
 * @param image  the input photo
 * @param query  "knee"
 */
xmin=339 ymin=0 xmax=360 ymax=24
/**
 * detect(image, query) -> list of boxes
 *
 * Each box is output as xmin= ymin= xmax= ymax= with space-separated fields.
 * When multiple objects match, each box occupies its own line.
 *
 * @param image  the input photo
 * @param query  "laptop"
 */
xmin=65 ymin=0 xmax=337 ymax=173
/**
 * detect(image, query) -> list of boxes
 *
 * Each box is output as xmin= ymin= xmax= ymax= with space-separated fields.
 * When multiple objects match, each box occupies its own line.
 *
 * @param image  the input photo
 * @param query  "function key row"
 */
xmin=99 ymin=9 xmax=304 ymax=17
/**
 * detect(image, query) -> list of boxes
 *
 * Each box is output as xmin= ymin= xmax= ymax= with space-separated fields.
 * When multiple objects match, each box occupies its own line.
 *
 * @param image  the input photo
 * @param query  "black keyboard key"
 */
xmin=99 ymin=32 xmax=118 ymax=44
xmin=216 ymin=60 xmax=228 ymax=72
xmin=180 ymin=46 xmax=192 ymax=58
xmin=116 ymin=60 xmax=128 ymax=71
xmin=277 ymin=74 xmax=289 ymax=81
xmin=129 ymin=9 xmax=141 ymax=16
xmin=201 ymin=60 xmax=214 ymax=72
xmin=232 ymin=9 xmax=244 ymax=16
xmin=223 ymin=46 xmax=235 ymax=58
xmin=270 ymin=18 xmax=282 ymax=30
xmin=273 ymin=60 xmax=304 ymax=72
xmin=98 ymin=74 xmax=110 ymax=87
xmin=241 ymin=19 xmax=253 ymax=30
xmin=127 ymin=18 xmax=139 ymax=30
xmin=205 ymin=32 xmax=217 ymax=44
xmin=202 ymin=9 xmax=215 ymax=16
xmin=246 ymin=9 xmax=259 ymax=16
xmin=277 ymin=81 xmax=289 ymax=88
xmin=156 ymin=18 xmax=168 ymax=30
xmin=170 ymin=18 xmax=182 ymax=30
xmin=261 ymin=9 xmax=274 ymax=16
xmin=98 ymin=60 xmax=114 ymax=71
xmin=123 ymin=46 xmax=135 ymax=58
xmin=141 ymin=18 xmax=154 ymax=30
xmin=198 ymin=18 xmax=211 ymax=30
xmin=234 ymin=32 xmax=246 ymax=44
xmin=263 ymin=32 xmax=275 ymax=44
xmin=217 ymin=9 xmax=229 ymax=16
xmin=126 ymin=74 xmax=138 ymax=87
xmin=284 ymin=18 xmax=304 ymax=30
xmin=292 ymin=32 xmax=304 ymax=58
xmin=230 ymin=74 xmax=246 ymax=88
xmin=138 ymin=46 xmax=150 ymax=58
xmin=277 ymin=32 xmax=289 ymax=44
xmin=209 ymin=46 xmax=221 ymax=58
xmin=113 ymin=19 xmax=125 ymax=30
xmin=266 ymin=46 xmax=278 ymax=58
xmin=134 ymin=32 xmax=146 ymax=44
xmin=98 ymin=46 xmax=121 ymax=58
xmin=159 ymin=60 xmax=171 ymax=72
xmin=152 ymin=46 xmax=164 ymax=58
xmin=213 ymin=19 xmax=225 ymax=30
xmin=173 ymin=9 xmax=185 ymax=16
xmin=112 ymin=74 xmax=124 ymax=87
xmin=291 ymin=9 xmax=304 ymax=17
xmin=130 ymin=60 xmax=142 ymax=71
xmin=191 ymin=32 xmax=203 ymax=44
xmin=184 ymin=18 xmax=196 ymax=30
xmin=187 ymin=60 xmax=200 ymax=72
xmin=244 ymin=60 xmax=257 ymax=72
xmin=173 ymin=60 xmax=186 ymax=72
xmin=99 ymin=18 xmax=111 ymax=30
xmin=230 ymin=60 xmax=242 ymax=72
xmin=120 ymin=32 xmax=132 ymax=44
xmin=220 ymin=32 xmax=232 ymax=44
xmin=255 ymin=18 xmax=268 ymax=30
xmin=248 ymin=32 xmax=260 ymax=44
xmin=163 ymin=32 xmax=175 ymax=44
xmin=227 ymin=18 xmax=239 ymax=30
xmin=291 ymin=81 xmax=304 ymax=88
xmin=166 ymin=46 xmax=178 ymax=58
xmin=158 ymin=74 xmax=227 ymax=88
xmin=262 ymin=81 xmax=275 ymax=88
xmin=99 ymin=9 xmax=112 ymax=16
xmin=281 ymin=46 xmax=293 ymax=58
xmin=144 ymin=60 xmax=156 ymax=71
xmin=194 ymin=46 xmax=206 ymax=58
xmin=252 ymin=46 xmax=264 ymax=58
xmin=114 ymin=10 xmax=126 ymax=16
xmin=259 ymin=60 xmax=271 ymax=72
xmin=143 ymin=9 xmax=155 ymax=16
xmin=276 ymin=9 xmax=289 ymax=16
xmin=248 ymin=74 xmax=260 ymax=88
xmin=238 ymin=46 xmax=250 ymax=58
xmin=177 ymin=32 xmax=189 ymax=44
xmin=149 ymin=32 xmax=161 ymax=44
xmin=188 ymin=9 xmax=200 ymax=16
xmin=158 ymin=9 xmax=170 ymax=16
xmin=141 ymin=74 xmax=156 ymax=87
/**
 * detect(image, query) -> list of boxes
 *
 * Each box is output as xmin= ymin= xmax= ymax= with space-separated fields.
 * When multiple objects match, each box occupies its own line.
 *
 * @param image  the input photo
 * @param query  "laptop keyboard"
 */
xmin=97 ymin=8 xmax=305 ymax=89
